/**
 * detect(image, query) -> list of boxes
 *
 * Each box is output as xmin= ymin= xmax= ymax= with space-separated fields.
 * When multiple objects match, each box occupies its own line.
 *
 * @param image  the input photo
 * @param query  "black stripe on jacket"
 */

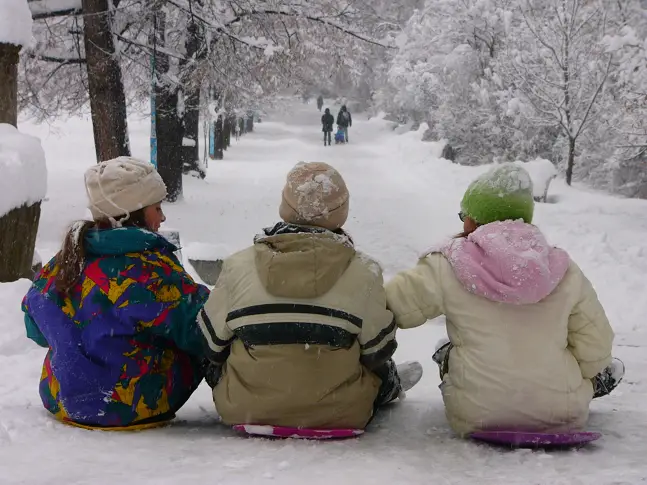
xmin=226 ymin=303 xmax=363 ymax=328
xmin=200 ymin=308 xmax=235 ymax=363
xmin=233 ymin=322 xmax=356 ymax=348
xmin=360 ymin=317 xmax=396 ymax=352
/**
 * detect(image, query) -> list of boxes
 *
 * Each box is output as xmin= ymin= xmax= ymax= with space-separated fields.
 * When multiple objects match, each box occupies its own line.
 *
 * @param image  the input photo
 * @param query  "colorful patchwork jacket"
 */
xmin=22 ymin=227 xmax=210 ymax=428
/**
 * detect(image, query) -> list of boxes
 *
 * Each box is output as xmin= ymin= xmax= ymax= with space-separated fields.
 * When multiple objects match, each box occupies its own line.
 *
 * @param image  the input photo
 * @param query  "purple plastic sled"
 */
xmin=470 ymin=430 xmax=601 ymax=448
xmin=232 ymin=424 xmax=364 ymax=440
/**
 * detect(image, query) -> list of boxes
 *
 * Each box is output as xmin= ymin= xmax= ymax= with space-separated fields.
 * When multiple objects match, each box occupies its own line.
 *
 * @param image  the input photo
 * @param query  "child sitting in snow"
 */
xmin=198 ymin=162 xmax=423 ymax=429
xmin=335 ymin=126 xmax=346 ymax=144
xmin=22 ymin=157 xmax=209 ymax=430
xmin=385 ymin=163 xmax=624 ymax=436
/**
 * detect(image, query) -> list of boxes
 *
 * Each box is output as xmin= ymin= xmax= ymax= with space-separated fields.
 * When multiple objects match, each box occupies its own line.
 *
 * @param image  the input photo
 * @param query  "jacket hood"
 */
xmin=441 ymin=221 xmax=570 ymax=305
xmin=254 ymin=223 xmax=355 ymax=298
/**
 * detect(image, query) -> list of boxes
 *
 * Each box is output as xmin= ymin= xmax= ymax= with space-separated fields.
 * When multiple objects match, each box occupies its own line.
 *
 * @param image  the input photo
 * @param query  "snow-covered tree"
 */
xmin=385 ymin=0 xmax=646 ymax=194
xmin=21 ymin=0 xmax=394 ymax=200
xmin=499 ymin=0 xmax=612 ymax=185
xmin=387 ymin=0 xmax=523 ymax=164
xmin=601 ymin=2 xmax=647 ymax=197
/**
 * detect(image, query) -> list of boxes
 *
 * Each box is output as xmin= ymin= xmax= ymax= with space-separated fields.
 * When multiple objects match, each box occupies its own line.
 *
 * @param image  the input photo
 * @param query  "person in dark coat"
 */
xmin=337 ymin=105 xmax=352 ymax=142
xmin=321 ymin=108 xmax=335 ymax=146
xmin=317 ymin=95 xmax=324 ymax=111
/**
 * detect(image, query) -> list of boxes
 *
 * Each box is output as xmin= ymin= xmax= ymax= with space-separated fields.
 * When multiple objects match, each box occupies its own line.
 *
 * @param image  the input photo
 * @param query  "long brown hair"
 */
xmin=54 ymin=209 xmax=149 ymax=294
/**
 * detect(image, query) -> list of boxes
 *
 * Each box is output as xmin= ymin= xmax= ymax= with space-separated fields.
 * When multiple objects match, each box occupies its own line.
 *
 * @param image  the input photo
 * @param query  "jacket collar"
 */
xmin=84 ymin=227 xmax=177 ymax=256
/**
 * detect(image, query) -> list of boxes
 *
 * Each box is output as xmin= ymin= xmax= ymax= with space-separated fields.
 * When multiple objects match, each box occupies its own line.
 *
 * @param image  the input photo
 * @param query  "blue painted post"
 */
xmin=209 ymin=121 xmax=215 ymax=159
xmin=150 ymin=54 xmax=157 ymax=168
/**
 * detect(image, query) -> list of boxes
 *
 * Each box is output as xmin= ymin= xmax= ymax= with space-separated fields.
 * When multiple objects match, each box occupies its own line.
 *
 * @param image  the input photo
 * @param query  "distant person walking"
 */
xmin=321 ymin=108 xmax=334 ymax=146
xmin=337 ymin=105 xmax=352 ymax=143
xmin=317 ymin=95 xmax=324 ymax=111
xmin=234 ymin=118 xmax=241 ymax=141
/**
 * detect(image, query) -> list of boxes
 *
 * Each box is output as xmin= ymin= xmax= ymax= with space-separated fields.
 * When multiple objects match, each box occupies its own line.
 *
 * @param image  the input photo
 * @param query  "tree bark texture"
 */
xmin=153 ymin=10 xmax=183 ymax=201
xmin=82 ymin=0 xmax=131 ymax=162
xmin=214 ymin=116 xmax=224 ymax=160
xmin=0 ymin=42 xmax=42 ymax=282
xmin=0 ymin=44 xmax=20 ymax=126
xmin=180 ymin=16 xmax=205 ymax=177
xmin=0 ymin=203 xmax=42 ymax=282
xmin=223 ymin=116 xmax=231 ymax=149
xmin=566 ymin=137 xmax=576 ymax=186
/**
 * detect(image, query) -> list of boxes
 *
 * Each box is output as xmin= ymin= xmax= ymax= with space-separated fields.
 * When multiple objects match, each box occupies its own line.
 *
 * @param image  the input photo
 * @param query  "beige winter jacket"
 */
xmin=385 ymin=222 xmax=614 ymax=436
xmin=198 ymin=224 xmax=396 ymax=429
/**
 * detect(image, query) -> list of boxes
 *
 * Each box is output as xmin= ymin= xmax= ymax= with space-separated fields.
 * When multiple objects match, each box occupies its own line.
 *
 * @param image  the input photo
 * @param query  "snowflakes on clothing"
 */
xmin=439 ymin=221 xmax=570 ymax=305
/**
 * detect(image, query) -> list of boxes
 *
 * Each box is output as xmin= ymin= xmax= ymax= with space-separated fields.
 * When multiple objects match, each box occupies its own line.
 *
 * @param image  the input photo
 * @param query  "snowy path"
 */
xmin=2 ymin=100 xmax=647 ymax=484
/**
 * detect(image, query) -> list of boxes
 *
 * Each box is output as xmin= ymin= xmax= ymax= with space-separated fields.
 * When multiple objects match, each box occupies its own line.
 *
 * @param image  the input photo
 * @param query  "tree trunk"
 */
xmin=0 ymin=203 xmax=41 ymax=282
xmin=565 ymin=136 xmax=576 ymax=186
xmin=82 ymin=0 xmax=130 ymax=162
xmin=0 ymin=42 xmax=42 ymax=282
xmin=223 ymin=116 xmax=231 ymax=149
xmin=180 ymin=13 xmax=205 ymax=178
xmin=180 ymin=86 xmax=203 ymax=176
xmin=214 ymin=116 xmax=224 ymax=160
xmin=230 ymin=115 xmax=237 ymax=138
xmin=153 ymin=10 xmax=183 ymax=201
xmin=0 ymin=44 xmax=20 ymax=126
xmin=562 ymin=5 xmax=573 ymax=186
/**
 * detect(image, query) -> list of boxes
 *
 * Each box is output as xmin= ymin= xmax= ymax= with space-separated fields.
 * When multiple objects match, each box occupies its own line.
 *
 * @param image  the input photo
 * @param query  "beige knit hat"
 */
xmin=85 ymin=156 xmax=167 ymax=220
xmin=279 ymin=162 xmax=350 ymax=230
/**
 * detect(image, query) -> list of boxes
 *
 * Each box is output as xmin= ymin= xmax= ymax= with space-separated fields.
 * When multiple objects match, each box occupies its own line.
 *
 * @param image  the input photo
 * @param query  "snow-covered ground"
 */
xmin=2 ymin=99 xmax=647 ymax=484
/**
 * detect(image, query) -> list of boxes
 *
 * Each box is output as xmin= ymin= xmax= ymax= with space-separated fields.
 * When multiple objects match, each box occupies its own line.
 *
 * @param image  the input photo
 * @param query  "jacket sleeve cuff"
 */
xmin=24 ymin=314 xmax=48 ymax=348
xmin=579 ymin=354 xmax=612 ymax=380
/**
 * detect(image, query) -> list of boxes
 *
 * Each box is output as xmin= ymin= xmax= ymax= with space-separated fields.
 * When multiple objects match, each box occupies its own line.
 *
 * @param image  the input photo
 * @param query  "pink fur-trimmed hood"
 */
xmin=441 ymin=221 xmax=570 ymax=305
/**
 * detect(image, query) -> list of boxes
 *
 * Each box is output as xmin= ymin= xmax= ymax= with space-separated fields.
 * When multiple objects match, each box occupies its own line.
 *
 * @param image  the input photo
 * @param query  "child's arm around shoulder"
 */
xmin=142 ymin=252 xmax=210 ymax=356
xmin=567 ymin=262 xmax=614 ymax=379
xmin=197 ymin=260 xmax=235 ymax=364
xmin=355 ymin=254 xmax=397 ymax=370
xmin=385 ymin=253 xmax=444 ymax=330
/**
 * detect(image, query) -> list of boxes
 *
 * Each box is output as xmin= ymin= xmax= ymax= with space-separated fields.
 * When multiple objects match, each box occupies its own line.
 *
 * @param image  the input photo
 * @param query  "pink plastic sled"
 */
xmin=233 ymin=424 xmax=364 ymax=440
xmin=470 ymin=430 xmax=601 ymax=448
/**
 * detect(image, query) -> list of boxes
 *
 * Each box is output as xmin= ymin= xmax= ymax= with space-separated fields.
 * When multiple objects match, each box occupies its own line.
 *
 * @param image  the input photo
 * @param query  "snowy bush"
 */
xmin=514 ymin=158 xmax=557 ymax=202
xmin=0 ymin=124 xmax=47 ymax=218
xmin=381 ymin=0 xmax=647 ymax=198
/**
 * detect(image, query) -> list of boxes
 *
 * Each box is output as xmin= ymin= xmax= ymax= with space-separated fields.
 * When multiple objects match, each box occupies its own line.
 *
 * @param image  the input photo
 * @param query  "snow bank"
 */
xmin=514 ymin=158 xmax=557 ymax=200
xmin=0 ymin=0 xmax=33 ymax=47
xmin=0 ymin=124 xmax=47 ymax=218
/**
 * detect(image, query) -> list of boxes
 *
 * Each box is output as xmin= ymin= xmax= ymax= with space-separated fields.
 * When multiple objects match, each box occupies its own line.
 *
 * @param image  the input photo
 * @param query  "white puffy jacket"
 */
xmin=385 ymin=222 xmax=614 ymax=436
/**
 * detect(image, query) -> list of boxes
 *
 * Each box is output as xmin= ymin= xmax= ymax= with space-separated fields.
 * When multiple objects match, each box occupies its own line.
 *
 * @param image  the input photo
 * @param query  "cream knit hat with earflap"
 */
xmin=279 ymin=162 xmax=349 ymax=231
xmin=85 ymin=156 xmax=167 ymax=220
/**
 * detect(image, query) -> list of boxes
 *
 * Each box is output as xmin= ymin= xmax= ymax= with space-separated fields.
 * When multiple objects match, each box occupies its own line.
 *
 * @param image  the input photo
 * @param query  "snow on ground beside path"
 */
xmin=2 ymin=99 xmax=647 ymax=484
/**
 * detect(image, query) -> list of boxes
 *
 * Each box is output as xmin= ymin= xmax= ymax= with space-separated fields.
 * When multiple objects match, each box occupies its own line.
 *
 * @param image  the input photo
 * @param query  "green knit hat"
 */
xmin=460 ymin=163 xmax=534 ymax=225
